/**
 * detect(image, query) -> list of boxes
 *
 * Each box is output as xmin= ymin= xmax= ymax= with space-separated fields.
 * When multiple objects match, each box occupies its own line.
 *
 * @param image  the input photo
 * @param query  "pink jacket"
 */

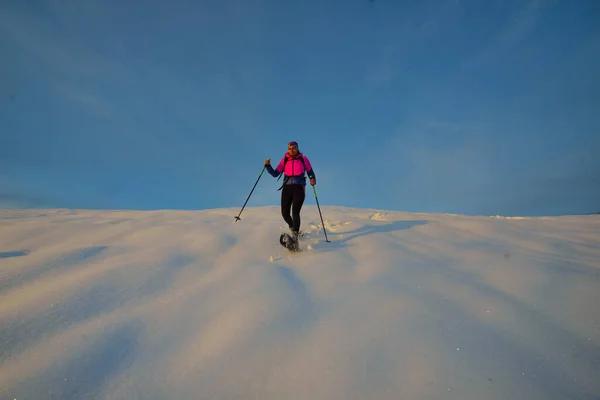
xmin=276 ymin=153 xmax=313 ymax=176
xmin=266 ymin=152 xmax=316 ymax=186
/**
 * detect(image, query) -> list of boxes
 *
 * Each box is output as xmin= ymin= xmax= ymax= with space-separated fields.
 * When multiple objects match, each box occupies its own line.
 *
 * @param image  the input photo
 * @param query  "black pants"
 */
xmin=281 ymin=184 xmax=305 ymax=233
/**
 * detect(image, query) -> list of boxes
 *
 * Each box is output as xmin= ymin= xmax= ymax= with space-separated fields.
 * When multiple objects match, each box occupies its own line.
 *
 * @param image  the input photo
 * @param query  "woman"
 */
xmin=264 ymin=141 xmax=316 ymax=239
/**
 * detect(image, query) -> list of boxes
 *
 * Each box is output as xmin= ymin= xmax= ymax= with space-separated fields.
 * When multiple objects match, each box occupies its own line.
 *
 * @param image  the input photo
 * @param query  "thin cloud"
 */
xmin=0 ymin=5 xmax=175 ymax=166
xmin=463 ymin=0 xmax=546 ymax=70
xmin=1 ymin=1 xmax=273 ymax=193
xmin=53 ymin=82 xmax=117 ymax=119
xmin=0 ymin=6 xmax=107 ymax=79
xmin=366 ymin=45 xmax=398 ymax=87
xmin=0 ymin=178 xmax=56 ymax=208
xmin=0 ymin=5 xmax=128 ymax=120
xmin=423 ymin=120 xmax=464 ymax=132
xmin=365 ymin=1 xmax=463 ymax=88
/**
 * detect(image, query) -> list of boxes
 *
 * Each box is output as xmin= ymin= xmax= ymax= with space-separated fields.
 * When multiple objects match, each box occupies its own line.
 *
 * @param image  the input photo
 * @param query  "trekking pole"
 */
xmin=312 ymin=185 xmax=330 ymax=242
xmin=234 ymin=161 xmax=268 ymax=222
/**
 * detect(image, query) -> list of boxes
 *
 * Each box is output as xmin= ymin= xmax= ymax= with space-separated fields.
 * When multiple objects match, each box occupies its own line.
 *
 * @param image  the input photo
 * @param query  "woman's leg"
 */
xmin=291 ymin=185 xmax=306 ymax=234
xmin=281 ymin=185 xmax=294 ymax=229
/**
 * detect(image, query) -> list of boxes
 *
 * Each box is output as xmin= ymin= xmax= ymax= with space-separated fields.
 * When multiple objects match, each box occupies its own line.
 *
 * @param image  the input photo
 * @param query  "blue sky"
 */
xmin=1 ymin=0 xmax=599 ymax=216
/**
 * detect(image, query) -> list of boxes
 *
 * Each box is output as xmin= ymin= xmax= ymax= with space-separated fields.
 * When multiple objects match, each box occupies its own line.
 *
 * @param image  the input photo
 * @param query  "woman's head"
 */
xmin=288 ymin=141 xmax=299 ymax=156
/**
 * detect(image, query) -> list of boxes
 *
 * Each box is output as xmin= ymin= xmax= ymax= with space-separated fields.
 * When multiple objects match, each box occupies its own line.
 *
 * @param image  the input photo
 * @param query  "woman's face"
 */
xmin=288 ymin=145 xmax=298 ymax=156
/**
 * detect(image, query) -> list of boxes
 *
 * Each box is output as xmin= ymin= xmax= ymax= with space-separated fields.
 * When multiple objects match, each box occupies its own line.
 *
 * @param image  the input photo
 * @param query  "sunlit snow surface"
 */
xmin=1 ymin=206 xmax=599 ymax=399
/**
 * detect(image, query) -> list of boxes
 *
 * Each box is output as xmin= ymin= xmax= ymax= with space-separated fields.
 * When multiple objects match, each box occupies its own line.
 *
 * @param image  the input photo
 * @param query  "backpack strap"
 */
xmin=277 ymin=155 xmax=307 ymax=181
xmin=276 ymin=155 xmax=307 ymax=190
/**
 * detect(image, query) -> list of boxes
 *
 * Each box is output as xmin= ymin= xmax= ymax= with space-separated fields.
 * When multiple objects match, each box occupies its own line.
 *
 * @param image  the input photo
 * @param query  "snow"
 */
xmin=1 ymin=206 xmax=599 ymax=399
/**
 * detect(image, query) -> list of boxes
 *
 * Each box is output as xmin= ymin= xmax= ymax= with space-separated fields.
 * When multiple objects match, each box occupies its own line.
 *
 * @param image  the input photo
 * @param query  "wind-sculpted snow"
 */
xmin=1 ymin=207 xmax=599 ymax=399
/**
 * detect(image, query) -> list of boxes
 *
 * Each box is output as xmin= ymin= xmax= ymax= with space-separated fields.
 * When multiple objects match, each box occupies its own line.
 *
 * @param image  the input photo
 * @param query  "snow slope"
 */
xmin=1 ymin=206 xmax=599 ymax=399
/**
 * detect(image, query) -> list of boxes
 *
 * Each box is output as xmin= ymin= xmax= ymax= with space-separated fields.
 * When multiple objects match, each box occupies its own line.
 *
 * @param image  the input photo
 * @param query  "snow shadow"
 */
xmin=326 ymin=220 xmax=428 ymax=247
xmin=1 ymin=275 xmax=132 ymax=362
xmin=1 ymin=251 xmax=197 ymax=363
xmin=274 ymin=266 xmax=313 ymax=311
xmin=0 ymin=246 xmax=108 ymax=293
xmin=540 ymin=257 xmax=600 ymax=282
xmin=0 ymin=250 xmax=30 ymax=258
xmin=270 ymin=265 xmax=318 ymax=333
xmin=136 ymin=253 xmax=197 ymax=296
xmin=8 ymin=322 xmax=140 ymax=400
xmin=377 ymin=261 xmax=600 ymax=399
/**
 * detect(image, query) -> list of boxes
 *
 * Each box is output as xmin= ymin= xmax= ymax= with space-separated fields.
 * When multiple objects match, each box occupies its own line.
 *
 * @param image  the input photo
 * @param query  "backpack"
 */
xmin=277 ymin=154 xmax=308 ymax=189
xmin=277 ymin=155 xmax=308 ymax=180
